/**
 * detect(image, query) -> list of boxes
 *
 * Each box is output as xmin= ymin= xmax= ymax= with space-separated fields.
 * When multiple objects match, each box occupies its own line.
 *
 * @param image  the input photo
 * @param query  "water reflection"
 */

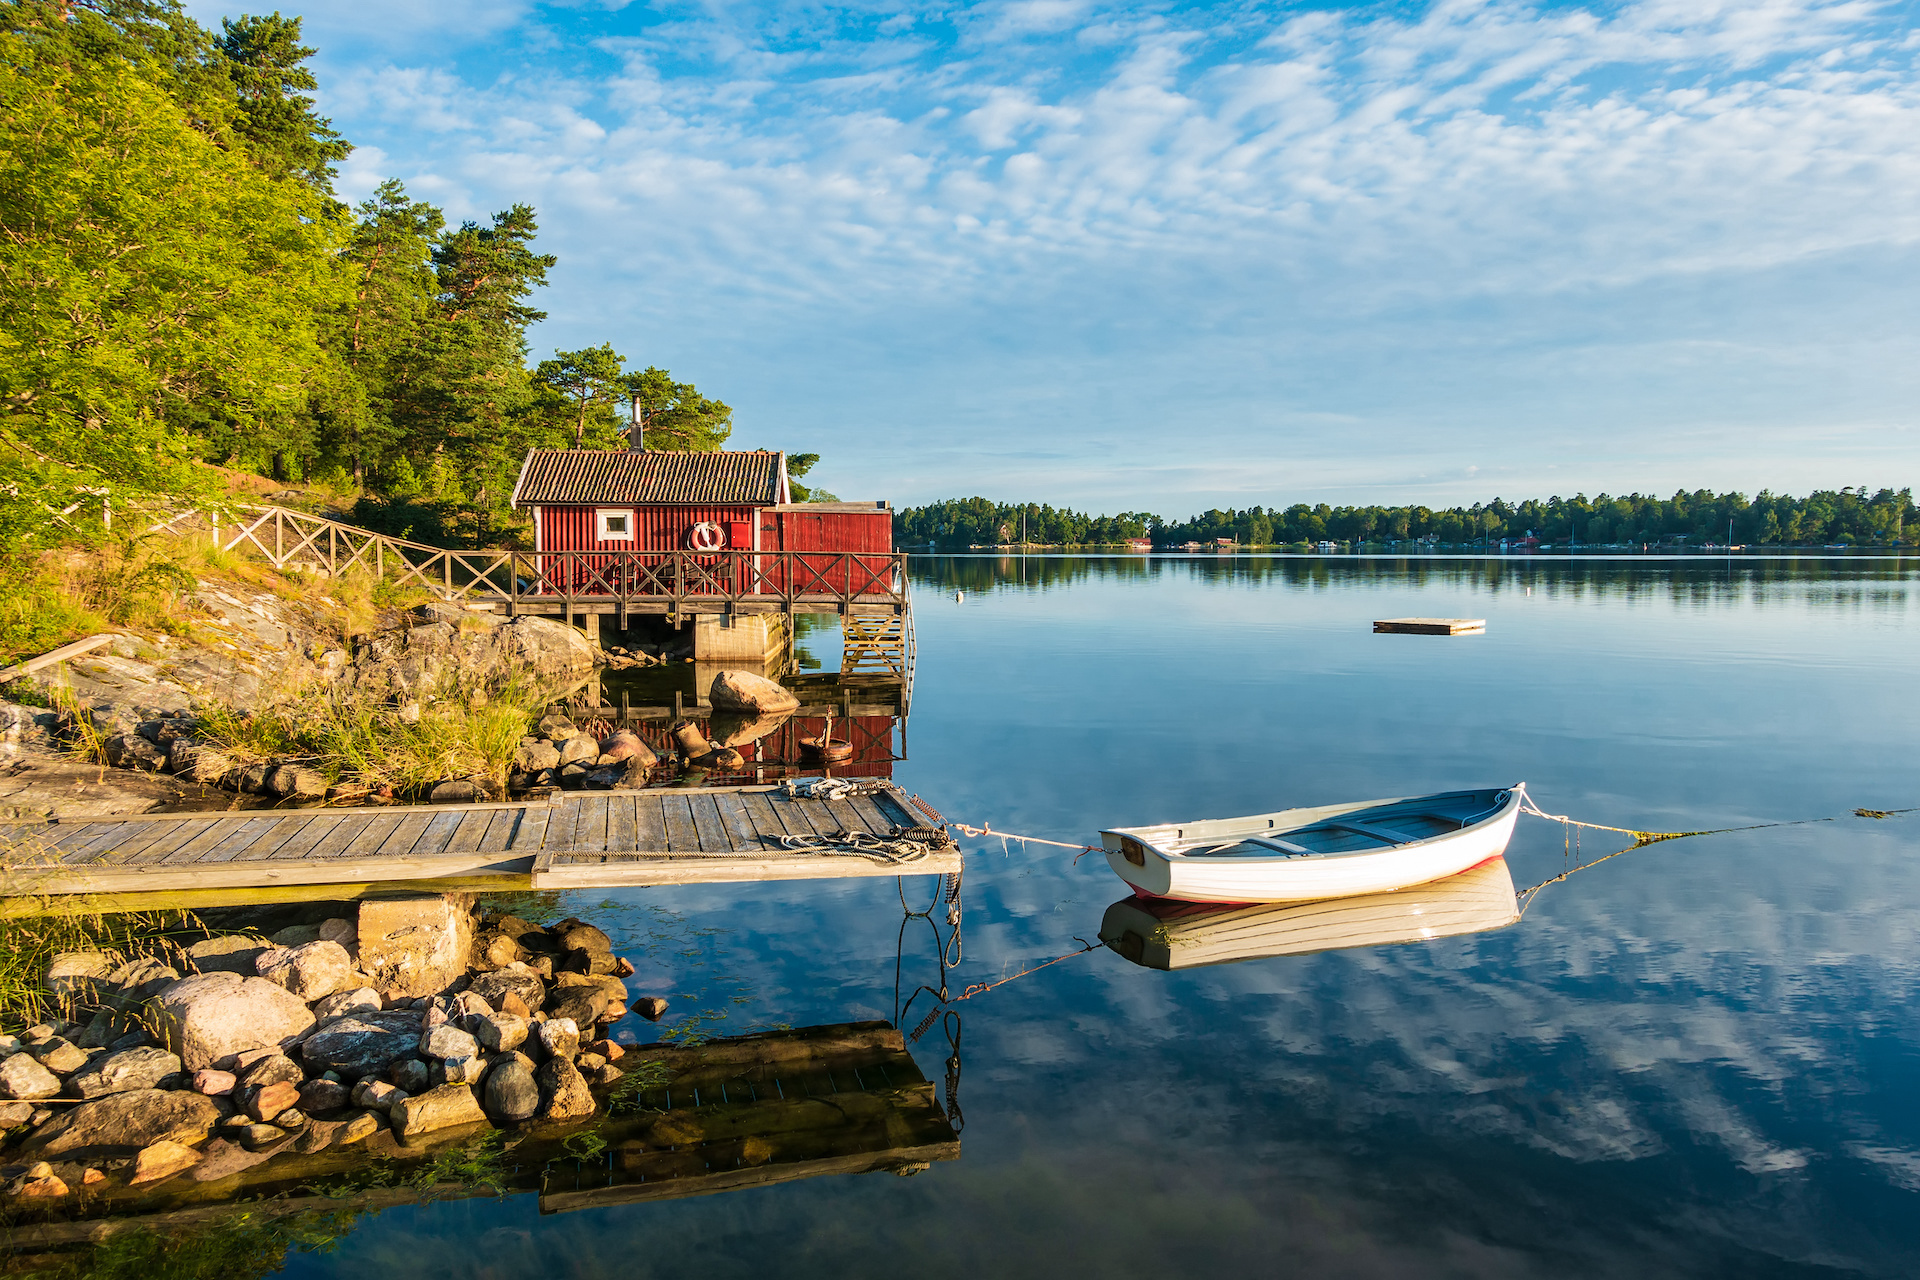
xmin=1099 ymin=857 xmax=1520 ymax=970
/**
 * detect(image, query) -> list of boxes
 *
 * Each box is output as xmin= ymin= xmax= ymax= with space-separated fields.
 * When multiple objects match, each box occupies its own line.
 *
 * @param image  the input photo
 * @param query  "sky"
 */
xmin=186 ymin=0 xmax=1920 ymax=515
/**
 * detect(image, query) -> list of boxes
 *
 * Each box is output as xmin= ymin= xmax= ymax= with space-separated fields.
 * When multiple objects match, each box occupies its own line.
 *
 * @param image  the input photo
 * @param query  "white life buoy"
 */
xmin=689 ymin=521 xmax=725 ymax=551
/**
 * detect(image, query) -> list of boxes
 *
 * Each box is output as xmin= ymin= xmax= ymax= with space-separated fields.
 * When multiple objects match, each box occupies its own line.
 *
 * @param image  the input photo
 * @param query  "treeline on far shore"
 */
xmin=894 ymin=488 xmax=1917 ymax=550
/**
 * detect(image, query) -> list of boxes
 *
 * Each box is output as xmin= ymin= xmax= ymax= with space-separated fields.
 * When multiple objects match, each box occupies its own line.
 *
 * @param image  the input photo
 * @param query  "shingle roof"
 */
xmin=511 ymin=450 xmax=786 ymax=507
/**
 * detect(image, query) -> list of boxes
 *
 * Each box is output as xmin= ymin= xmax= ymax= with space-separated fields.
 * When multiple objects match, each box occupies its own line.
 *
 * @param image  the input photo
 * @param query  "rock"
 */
xmin=186 ymin=1136 xmax=275 ymax=1182
xmin=590 ymin=1062 xmax=623 ymax=1087
xmin=0 ymin=1033 xmax=19 ymax=1056
xmin=312 ymin=987 xmax=382 ymax=1027
xmin=535 ymin=1055 xmax=596 ymax=1121
xmin=597 ymin=730 xmax=655 ymax=766
xmin=429 ymin=779 xmax=481 ymax=803
xmin=24 ymin=1089 xmax=222 ymax=1159
xmin=387 ymin=1059 xmax=431 ymax=1095
xmin=27 ymin=1037 xmax=89 ymax=1075
xmin=536 ymin=1018 xmax=580 ymax=1062
xmin=512 ymin=740 xmax=561 ymax=773
xmin=709 ymin=709 xmax=792 ymax=748
xmin=453 ymin=991 xmax=494 ymax=1021
xmin=709 ymin=669 xmax=800 ymax=716
xmin=301 ymin=1010 xmax=429 ymax=1080
xmin=237 ymin=1053 xmax=303 ymax=1089
xmin=106 ymin=732 xmax=168 ymax=771
xmin=557 ymin=735 xmax=599 ymax=768
xmin=273 ymin=1108 xmax=307 ymax=1131
xmin=99 ymin=957 xmax=180 ymax=1010
xmin=350 ymin=1079 xmax=404 ymax=1113
xmin=499 ymin=991 xmax=531 ymax=1019
xmin=68 ymin=1046 xmax=182 ymax=1098
xmin=357 ymin=893 xmax=474 ymax=1000
xmin=469 ymin=968 xmax=544 ymax=1013
xmin=298 ymin=1079 xmax=351 ymax=1114
xmin=184 ymin=935 xmax=269 ymax=976
xmin=0 ymin=1054 xmax=61 ymax=1100
xmin=15 ymin=1173 xmax=68 ymax=1198
xmin=483 ymin=1053 xmax=540 ymax=1122
xmin=266 ymin=763 xmax=328 ymax=799
xmin=129 ymin=1140 xmax=201 ymax=1185
xmin=545 ymin=987 xmax=607 ymax=1027
xmin=255 ymin=939 xmax=352 ymax=1000
xmin=473 ymin=1014 xmax=528 ymax=1053
xmin=555 ymin=920 xmax=612 ymax=956
xmin=0 ymin=1101 xmax=34 ymax=1125
xmin=393 ymin=1083 xmax=486 ymax=1138
xmin=192 ymin=1069 xmax=236 ymax=1096
xmin=150 ymin=972 xmax=315 ymax=1070
xmin=338 ymin=1111 xmax=381 ymax=1144
xmin=420 ymin=1024 xmax=479 ymax=1062
xmin=635 ymin=997 xmax=669 ymax=1021
xmin=604 ymin=1001 xmax=628 ymax=1022
xmin=241 ymin=1081 xmax=300 ymax=1122
xmin=239 ymin=1123 xmax=287 ymax=1151
xmin=588 ymin=1039 xmax=624 ymax=1061
xmin=45 ymin=951 xmax=117 ymax=1000
xmin=614 ymin=956 xmax=635 ymax=978
xmin=534 ymin=713 xmax=576 ymax=739
xmin=435 ymin=1056 xmax=485 ymax=1086
xmin=269 ymin=923 xmax=321 ymax=947
xmin=317 ymin=917 xmax=357 ymax=948
xmin=576 ymin=1051 xmax=606 ymax=1072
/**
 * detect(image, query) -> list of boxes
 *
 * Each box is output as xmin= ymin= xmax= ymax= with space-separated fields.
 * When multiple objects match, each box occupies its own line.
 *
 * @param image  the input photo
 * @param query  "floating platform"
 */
xmin=1373 ymin=617 xmax=1487 ymax=635
xmin=0 ymin=783 xmax=957 ymax=899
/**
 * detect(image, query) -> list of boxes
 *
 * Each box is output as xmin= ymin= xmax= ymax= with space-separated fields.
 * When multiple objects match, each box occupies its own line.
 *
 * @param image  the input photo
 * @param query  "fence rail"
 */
xmin=216 ymin=506 xmax=909 ymax=617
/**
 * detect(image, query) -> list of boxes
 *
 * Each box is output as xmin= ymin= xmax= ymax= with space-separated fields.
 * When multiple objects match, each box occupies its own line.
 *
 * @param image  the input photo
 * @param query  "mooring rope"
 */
xmin=777 ymin=830 xmax=937 ymax=865
xmin=949 ymin=821 xmax=1104 ymax=862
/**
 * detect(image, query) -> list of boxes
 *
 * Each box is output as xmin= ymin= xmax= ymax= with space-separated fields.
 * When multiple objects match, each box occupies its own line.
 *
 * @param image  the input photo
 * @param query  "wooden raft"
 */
xmin=1373 ymin=617 xmax=1487 ymax=635
xmin=0 ymin=783 xmax=957 ymax=897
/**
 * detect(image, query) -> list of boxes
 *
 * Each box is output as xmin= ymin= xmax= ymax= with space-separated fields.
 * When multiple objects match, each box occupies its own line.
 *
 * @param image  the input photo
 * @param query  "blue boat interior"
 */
xmin=1185 ymin=789 xmax=1508 ymax=858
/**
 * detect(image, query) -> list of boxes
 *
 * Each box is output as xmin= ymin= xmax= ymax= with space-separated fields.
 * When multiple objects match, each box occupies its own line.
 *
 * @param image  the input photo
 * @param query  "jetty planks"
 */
xmin=0 ymin=783 xmax=958 ymax=898
xmin=1373 ymin=617 xmax=1487 ymax=635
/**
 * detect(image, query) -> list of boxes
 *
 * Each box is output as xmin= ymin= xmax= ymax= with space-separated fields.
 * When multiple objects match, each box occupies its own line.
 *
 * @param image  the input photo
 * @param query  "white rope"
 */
xmin=777 ymin=830 xmax=936 ymax=864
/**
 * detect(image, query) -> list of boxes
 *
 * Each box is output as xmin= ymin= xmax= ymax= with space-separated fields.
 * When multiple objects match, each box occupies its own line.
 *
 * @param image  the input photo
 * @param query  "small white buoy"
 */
xmin=955 ymin=591 xmax=964 ymax=602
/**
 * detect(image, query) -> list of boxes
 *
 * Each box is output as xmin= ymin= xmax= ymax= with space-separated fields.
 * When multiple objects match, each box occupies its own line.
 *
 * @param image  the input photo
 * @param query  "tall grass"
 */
xmin=195 ymin=680 xmax=540 ymax=798
xmin=0 ymin=894 xmax=205 ymax=1031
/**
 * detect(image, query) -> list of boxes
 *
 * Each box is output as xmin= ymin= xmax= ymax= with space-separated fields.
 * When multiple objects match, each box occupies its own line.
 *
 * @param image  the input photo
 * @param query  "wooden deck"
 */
xmin=1373 ymin=617 xmax=1487 ymax=635
xmin=0 ymin=783 xmax=958 ymax=898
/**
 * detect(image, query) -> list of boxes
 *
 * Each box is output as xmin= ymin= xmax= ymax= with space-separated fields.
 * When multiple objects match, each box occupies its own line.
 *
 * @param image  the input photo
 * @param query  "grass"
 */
xmin=194 ymin=679 xmax=541 ymax=799
xmin=0 ymin=896 xmax=206 ymax=1032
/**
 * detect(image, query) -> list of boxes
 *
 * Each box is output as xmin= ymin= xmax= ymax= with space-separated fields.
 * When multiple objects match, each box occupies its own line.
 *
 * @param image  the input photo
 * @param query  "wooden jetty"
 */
xmin=0 ymin=783 xmax=958 ymax=899
xmin=1373 ymin=617 xmax=1486 ymax=635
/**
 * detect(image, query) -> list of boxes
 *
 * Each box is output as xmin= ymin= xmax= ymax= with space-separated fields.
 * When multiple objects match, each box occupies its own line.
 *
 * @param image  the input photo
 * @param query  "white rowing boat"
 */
xmin=1099 ymin=856 xmax=1520 ymax=970
xmin=1100 ymin=784 xmax=1524 ymax=904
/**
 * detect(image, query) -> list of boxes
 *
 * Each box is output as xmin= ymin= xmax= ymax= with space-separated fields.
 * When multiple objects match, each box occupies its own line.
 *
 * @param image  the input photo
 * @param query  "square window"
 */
xmin=596 ymin=510 xmax=634 ymax=540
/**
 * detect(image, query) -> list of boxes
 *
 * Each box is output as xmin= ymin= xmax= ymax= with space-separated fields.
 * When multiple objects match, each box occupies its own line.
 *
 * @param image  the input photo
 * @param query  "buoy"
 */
xmin=955 ymin=591 xmax=964 ymax=602
xmin=800 ymin=736 xmax=855 ymax=763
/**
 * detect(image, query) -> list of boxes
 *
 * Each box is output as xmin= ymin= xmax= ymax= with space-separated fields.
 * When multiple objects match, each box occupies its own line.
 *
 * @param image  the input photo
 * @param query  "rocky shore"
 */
xmin=0 ymin=894 xmax=661 ymax=1202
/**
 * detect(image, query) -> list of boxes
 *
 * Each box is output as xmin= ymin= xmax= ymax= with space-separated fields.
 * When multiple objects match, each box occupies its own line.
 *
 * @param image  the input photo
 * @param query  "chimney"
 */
xmin=628 ymin=396 xmax=645 ymax=452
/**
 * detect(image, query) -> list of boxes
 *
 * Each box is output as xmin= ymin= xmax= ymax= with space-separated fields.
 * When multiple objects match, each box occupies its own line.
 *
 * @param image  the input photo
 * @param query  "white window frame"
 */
xmin=596 ymin=508 xmax=635 ymax=541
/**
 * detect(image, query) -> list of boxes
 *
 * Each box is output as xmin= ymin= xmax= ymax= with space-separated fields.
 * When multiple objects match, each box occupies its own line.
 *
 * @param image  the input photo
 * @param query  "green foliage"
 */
xmin=785 ymin=452 xmax=839 ymax=503
xmin=217 ymin=12 xmax=350 ymax=191
xmin=25 ymin=1206 xmax=362 ymax=1280
xmin=0 ymin=899 xmax=203 ymax=1030
xmin=620 ymin=366 xmax=733 ymax=451
xmin=536 ymin=344 xmax=628 ymax=447
xmin=895 ymin=499 xmax=1158 ymax=548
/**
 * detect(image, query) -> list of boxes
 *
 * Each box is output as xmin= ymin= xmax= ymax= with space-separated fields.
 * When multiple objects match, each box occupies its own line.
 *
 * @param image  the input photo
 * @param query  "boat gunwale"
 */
xmin=1100 ymin=786 xmax=1521 ymax=867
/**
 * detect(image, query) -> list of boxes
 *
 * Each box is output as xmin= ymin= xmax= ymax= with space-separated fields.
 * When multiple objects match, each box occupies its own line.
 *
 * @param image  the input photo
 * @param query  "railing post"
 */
xmin=274 ymin=511 xmax=283 ymax=564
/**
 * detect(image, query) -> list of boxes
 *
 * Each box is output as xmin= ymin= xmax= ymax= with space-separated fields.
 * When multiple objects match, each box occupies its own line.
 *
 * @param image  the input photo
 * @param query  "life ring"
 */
xmin=688 ymin=521 xmax=725 ymax=551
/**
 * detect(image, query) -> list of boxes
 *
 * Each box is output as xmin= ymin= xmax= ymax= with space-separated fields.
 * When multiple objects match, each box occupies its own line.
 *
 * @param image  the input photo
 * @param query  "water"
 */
xmin=183 ymin=558 xmax=1920 ymax=1274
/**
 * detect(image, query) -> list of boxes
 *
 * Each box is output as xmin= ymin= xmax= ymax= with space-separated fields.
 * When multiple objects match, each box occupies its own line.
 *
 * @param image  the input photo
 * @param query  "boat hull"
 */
xmin=1102 ymin=786 xmax=1522 ymax=904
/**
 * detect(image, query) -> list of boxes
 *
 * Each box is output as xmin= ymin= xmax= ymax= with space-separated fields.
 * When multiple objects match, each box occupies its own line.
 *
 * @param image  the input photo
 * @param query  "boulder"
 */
xmin=482 ymin=1053 xmax=539 ymax=1122
xmin=255 ymin=940 xmax=352 ymax=1000
xmin=239 ymin=1123 xmax=290 ymax=1151
xmin=24 ymin=1089 xmax=222 ymax=1159
xmin=387 ymin=1059 xmax=432 ymax=1095
xmin=498 ymin=616 xmax=599 ymax=685
xmin=597 ymin=731 xmax=655 ymax=768
xmin=269 ymin=924 xmax=322 ymax=947
xmin=264 ymin=763 xmax=328 ymax=800
xmin=392 ymin=1083 xmax=486 ymax=1138
xmin=98 ymin=957 xmax=180 ymax=1011
xmin=473 ymin=1014 xmax=528 ymax=1053
xmin=545 ymin=987 xmax=607 ymax=1028
xmin=420 ymin=1025 xmax=479 ymax=1062
xmin=351 ymin=1078 xmax=405 ymax=1114
xmin=106 ymin=732 xmax=168 ymax=771
xmin=68 ymin=1046 xmax=181 ymax=1099
xmin=536 ymin=1018 xmax=580 ymax=1062
xmin=534 ymin=714 xmax=576 ymax=740
xmin=557 ymin=735 xmax=599 ymax=768
xmin=129 ymin=1139 xmax=201 ymax=1185
xmin=436 ymin=1057 xmax=485 ymax=1086
xmin=0 ymin=1101 xmax=35 ymax=1125
xmin=357 ymin=894 xmax=474 ymax=1000
xmin=150 ymin=972 xmax=315 ymax=1070
xmin=241 ymin=1081 xmax=300 ymax=1122
xmin=27 ymin=1037 xmax=89 ymax=1075
xmin=191 ymin=1069 xmax=236 ymax=1096
xmin=298 ymin=1079 xmax=351 ymax=1115
xmin=0 ymin=1054 xmax=61 ymax=1101
xmin=635 ymin=997 xmax=669 ymax=1021
xmin=44 ymin=951 xmax=117 ymax=1000
xmin=15 ymin=1173 xmax=68 ymax=1198
xmin=429 ymin=779 xmax=483 ymax=804
xmin=312 ymin=987 xmax=382 ymax=1027
xmin=186 ymin=1136 xmax=278 ymax=1182
xmin=535 ymin=1055 xmax=596 ymax=1121
xmin=709 ymin=669 xmax=800 ymax=716
xmin=555 ymin=920 xmax=613 ymax=956
xmin=709 ymin=710 xmax=792 ymax=748
xmin=512 ymin=740 xmax=561 ymax=773
xmin=184 ymin=935 xmax=270 ymax=976
xmin=469 ymin=968 xmax=544 ymax=1013
xmin=236 ymin=1053 xmax=303 ymax=1089
xmin=299 ymin=1010 xmax=428 ymax=1080
xmin=317 ymin=917 xmax=357 ymax=948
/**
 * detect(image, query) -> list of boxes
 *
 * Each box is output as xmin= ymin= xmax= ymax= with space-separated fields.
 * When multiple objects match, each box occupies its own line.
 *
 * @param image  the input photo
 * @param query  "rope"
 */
xmin=950 ymin=821 xmax=1102 ymax=860
xmin=776 ymin=830 xmax=935 ymax=865
xmin=1515 ymin=783 xmax=1836 ymax=846
xmin=952 ymin=937 xmax=1103 ymax=1002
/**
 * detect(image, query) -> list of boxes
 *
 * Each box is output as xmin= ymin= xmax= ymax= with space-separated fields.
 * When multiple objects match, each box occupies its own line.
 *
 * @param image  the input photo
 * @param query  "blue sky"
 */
xmin=188 ymin=0 xmax=1920 ymax=513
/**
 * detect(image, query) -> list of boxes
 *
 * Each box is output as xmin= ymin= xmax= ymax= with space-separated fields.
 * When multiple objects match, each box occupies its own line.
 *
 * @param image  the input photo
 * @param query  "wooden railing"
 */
xmin=215 ymin=506 xmax=910 ymax=615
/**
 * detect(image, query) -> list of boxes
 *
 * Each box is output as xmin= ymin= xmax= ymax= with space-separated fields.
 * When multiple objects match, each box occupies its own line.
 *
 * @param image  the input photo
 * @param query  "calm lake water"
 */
xmin=283 ymin=555 xmax=1918 ymax=1278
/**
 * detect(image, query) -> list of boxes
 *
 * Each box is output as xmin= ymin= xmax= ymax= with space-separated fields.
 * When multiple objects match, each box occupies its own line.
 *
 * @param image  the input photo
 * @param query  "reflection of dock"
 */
xmin=0 ymin=782 xmax=957 ymax=898
xmin=542 ymin=1021 xmax=960 ymax=1212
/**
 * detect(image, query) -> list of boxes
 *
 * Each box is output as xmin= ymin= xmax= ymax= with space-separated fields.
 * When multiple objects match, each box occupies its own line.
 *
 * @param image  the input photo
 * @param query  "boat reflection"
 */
xmin=1099 ymin=856 xmax=1520 ymax=970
